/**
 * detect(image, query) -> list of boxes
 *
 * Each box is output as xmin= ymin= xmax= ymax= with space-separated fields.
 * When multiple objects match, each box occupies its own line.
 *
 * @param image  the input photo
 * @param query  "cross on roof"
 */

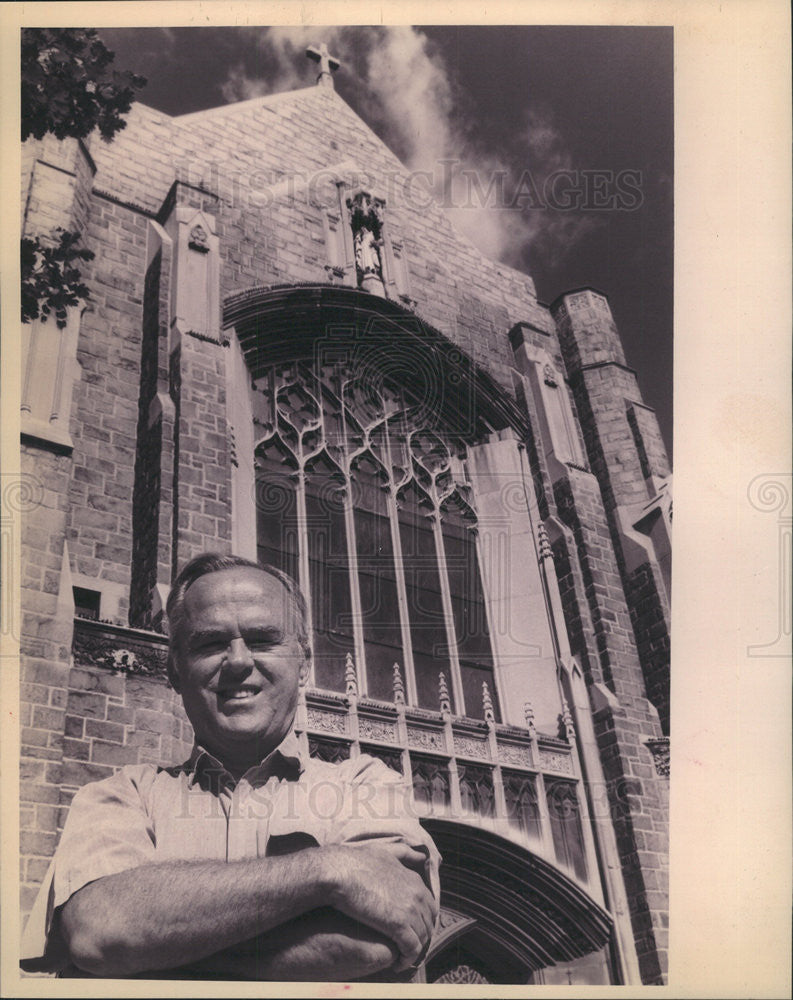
xmin=306 ymin=42 xmax=341 ymax=89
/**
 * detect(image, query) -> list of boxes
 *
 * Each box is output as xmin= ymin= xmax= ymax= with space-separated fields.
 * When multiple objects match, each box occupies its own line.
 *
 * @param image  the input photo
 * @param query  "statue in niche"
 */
xmin=347 ymin=191 xmax=385 ymax=287
xmin=354 ymin=225 xmax=382 ymax=277
xmin=188 ymin=224 xmax=210 ymax=253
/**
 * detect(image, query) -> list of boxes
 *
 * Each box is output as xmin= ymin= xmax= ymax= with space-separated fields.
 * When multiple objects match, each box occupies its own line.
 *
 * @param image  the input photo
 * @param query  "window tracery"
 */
xmin=253 ymin=359 xmax=499 ymax=720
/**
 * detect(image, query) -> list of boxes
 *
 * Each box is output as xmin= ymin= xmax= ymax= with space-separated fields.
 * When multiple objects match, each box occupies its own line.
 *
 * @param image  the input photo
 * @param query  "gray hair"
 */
xmin=165 ymin=553 xmax=311 ymax=686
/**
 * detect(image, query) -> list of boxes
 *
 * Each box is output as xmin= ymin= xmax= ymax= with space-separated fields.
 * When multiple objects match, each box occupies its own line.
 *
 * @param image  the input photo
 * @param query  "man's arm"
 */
xmin=59 ymin=842 xmax=434 ymax=978
xmin=177 ymin=909 xmax=400 ymax=981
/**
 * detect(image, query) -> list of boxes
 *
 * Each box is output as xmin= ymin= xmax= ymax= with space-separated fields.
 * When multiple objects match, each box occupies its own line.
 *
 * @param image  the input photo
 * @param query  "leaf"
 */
xmin=21 ymin=229 xmax=93 ymax=326
xmin=21 ymin=27 xmax=145 ymax=142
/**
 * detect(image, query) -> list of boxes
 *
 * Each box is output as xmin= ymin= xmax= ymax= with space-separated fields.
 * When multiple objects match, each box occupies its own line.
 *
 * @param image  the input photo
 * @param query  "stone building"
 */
xmin=19 ymin=47 xmax=671 ymax=985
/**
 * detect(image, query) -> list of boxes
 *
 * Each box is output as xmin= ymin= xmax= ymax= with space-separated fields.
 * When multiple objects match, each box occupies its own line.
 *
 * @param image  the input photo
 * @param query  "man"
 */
xmin=21 ymin=553 xmax=440 ymax=980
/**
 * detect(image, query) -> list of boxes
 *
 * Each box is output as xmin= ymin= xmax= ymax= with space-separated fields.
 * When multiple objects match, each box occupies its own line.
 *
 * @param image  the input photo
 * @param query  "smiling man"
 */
xmin=21 ymin=553 xmax=440 ymax=981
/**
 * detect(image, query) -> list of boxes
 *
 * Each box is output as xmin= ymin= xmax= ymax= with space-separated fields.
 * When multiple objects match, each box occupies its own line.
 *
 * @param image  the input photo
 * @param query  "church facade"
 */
xmin=18 ymin=53 xmax=671 ymax=985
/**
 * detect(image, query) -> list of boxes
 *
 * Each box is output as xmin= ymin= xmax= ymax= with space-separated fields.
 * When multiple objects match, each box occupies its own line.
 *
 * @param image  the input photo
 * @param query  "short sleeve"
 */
xmin=332 ymin=755 xmax=442 ymax=901
xmin=20 ymin=765 xmax=158 ymax=973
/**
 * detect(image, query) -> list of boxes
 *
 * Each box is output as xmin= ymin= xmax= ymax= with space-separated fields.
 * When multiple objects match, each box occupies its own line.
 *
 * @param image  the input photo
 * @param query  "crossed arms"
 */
xmin=58 ymin=840 xmax=437 ymax=980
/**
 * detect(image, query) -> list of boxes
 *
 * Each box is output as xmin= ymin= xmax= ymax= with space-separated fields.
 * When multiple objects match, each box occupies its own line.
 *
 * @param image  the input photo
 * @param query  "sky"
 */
xmin=96 ymin=25 xmax=673 ymax=456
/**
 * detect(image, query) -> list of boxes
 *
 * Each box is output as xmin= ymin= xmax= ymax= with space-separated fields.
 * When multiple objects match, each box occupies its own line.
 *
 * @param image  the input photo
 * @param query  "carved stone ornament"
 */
xmin=358 ymin=718 xmax=397 ymax=743
xmin=407 ymin=725 xmax=446 ymax=751
xmin=438 ymin=907 xmax=472 ymax=931
xmin=433 ymin=964 xmax=490 ymax=984
xmin=392 ymin=662 xmax=406 ymax=705
xmin=497 ymin=741 xmax=532 ymax=768
xmin=72 ymin=619 xmax=168 ymax=678
xmin=308 ymin=736 xmax=351 ymax=764
xmin=543 ymin=363 xmax=559 ymax=387
xmin=453 ymin=734 xmax=490 ymax=760
xmin=347 ymin=190 xmax=385 ymax=283
xmin=188 ymin=224 xmax=210 ymax=253
xmin=538 ymin=749 xmax=574 ymax=774
xmin=306 ymin=707 xmax=347 ymax=735
xmin=537 ymin=524 xmax=553 ymax=561
xmin=646 ymin=737 xmax=670 ymax=777
xmin=567 ymin=291 xmax=590 ymax=312
xmin=344 ymin=651 xmax=358 ymax=698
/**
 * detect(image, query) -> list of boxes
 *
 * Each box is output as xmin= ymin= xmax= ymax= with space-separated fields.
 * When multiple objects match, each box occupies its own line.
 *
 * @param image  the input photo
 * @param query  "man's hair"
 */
xmin=165 ymin=553 xmax=311 ymax=684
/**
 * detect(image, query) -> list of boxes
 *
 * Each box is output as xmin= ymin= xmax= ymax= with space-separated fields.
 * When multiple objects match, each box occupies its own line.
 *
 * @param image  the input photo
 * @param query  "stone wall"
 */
xmin=552 ymin=290 xmax=671 ymax=735
xmin=21 ymin=624 xmax=193 ymax=915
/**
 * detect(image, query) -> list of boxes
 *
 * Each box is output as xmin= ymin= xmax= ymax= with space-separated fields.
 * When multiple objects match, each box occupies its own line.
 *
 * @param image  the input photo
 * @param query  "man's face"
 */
xmin=171 ymin=567 xmax=309 ymax=772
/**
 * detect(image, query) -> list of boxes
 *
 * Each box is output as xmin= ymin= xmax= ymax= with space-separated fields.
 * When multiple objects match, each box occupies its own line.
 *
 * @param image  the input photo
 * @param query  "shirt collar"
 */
xmin=186 ymin=730 xmax=305 ymax=789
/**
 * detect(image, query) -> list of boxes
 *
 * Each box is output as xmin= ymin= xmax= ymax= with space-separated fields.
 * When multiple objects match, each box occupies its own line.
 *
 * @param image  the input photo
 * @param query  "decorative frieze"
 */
xmin=538 ymin=749 xmax=574 ymax=775
xmin=452 ymin=734 xmax=490 ymax=760
xmin=498 ymin=741 xmax=532 ymax=769
xmin=358 ymin=718 xmax=397 ymax=743
xmin=72 ymin=618 xmax=168 ymax=678
xmin=306 ymin=707 xmax=347 ymax=735
xmin=407 ymin=725 xmax=446 ymax=753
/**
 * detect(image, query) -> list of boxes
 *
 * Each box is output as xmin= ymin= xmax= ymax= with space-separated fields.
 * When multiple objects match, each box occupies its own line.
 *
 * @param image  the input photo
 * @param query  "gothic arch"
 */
xmin=423 ymin=818 xmax=613 ymax=981
xmin=223 ymin=283 xmax=528 ymax=442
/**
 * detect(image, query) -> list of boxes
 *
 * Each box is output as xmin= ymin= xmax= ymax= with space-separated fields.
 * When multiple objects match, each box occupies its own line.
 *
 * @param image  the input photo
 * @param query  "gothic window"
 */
xmin=545 ymin=778 xmax=588 ymax=881
xmin=502 ymin=769 xmax=542 ymax=841
xmin=308 ymin=736 xmax=351 ymax=764
xmin=410 ymin=755 xmax=450 ymax=812
xmin=253 ymin=360 xmax=500 ymax=721
xmin=359 ymin=744 xmax=403 ymax=774
xmin=433 ymin=964 xmax=491 ymax=984
xmin=458 ymin=763 xmax=495 ymax=817
xmin=21 ymin=307 xmax=82 ymax=452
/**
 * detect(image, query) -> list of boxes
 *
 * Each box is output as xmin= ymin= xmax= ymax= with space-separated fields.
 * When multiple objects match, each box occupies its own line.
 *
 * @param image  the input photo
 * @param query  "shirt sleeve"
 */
xmin=20 ymin=765 xmax=158 ymax=973
xmin=332 ymin=754 xmax=442 ymax=902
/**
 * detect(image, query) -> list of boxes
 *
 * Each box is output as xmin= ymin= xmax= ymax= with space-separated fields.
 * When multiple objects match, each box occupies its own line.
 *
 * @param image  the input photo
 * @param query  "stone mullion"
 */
xmin=49 ymin=314 xmax=81 ymax=428
xmin=294 ymin=464 xmax=316 ymax=683
xmin=471 ymin=524 xmax=501 ymax=715
xmin=532 ymin=771 xmax=557 ymax=861
xmin=340 ymin=484 xmax=368 ymax=697
xmin=20 ymin=320 xmax=39 ymax=415
xmin=560 ymin=687 xmax=604 ymax=901
xmin=487 ymin=725 xmax=508 ymax=821
xmin=387 ymin=484 xmax=419 ymax=707
xmin=430 ymin=508 xmax=465 ymax=715
xmin=150 ymin=232 xmax=176 ymax=618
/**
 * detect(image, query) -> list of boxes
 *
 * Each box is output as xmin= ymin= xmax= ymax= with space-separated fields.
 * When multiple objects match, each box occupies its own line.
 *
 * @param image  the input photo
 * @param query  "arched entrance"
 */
xmin=423 ymin=819 xmax=613 ymax=984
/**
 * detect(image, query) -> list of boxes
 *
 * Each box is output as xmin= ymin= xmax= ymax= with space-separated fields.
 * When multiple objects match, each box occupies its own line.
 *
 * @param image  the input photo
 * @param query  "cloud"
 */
xmin=217 ymin=27 xmax=595 ymax=273
xmin=220 ymin=63 xmax=271 ymax=103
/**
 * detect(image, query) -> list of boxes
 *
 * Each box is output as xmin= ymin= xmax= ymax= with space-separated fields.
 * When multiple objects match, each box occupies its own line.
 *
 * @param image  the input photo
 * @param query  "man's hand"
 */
xmin=322 ymin=843 xmax=438 ymax=972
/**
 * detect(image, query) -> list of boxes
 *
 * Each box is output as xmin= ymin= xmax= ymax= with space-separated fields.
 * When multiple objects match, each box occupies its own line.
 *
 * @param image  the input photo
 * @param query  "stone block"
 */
xmin=31 ymin=706 xmax=65 ymax=731
xmin=85 ymin=718 xmax=126 ymax=743
xmin=133 ymin=708 xmax=173 ymax=736
xmin=20 ymin=830 xmax=58 ymax=858
xmin=90 ymin=739 xmax=137 ymax=767
xmin=62 ymin=737 xmax=90 ymax=761
xmin=59 ymin=759 xmax=114 ymax=787
xmin=66 ymin=690 xmax=108 ymax=720
xmin=69 ymin=667 xmax=126 ymax=697
xmin=20 ymin=781 xmax=60 ymax=804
